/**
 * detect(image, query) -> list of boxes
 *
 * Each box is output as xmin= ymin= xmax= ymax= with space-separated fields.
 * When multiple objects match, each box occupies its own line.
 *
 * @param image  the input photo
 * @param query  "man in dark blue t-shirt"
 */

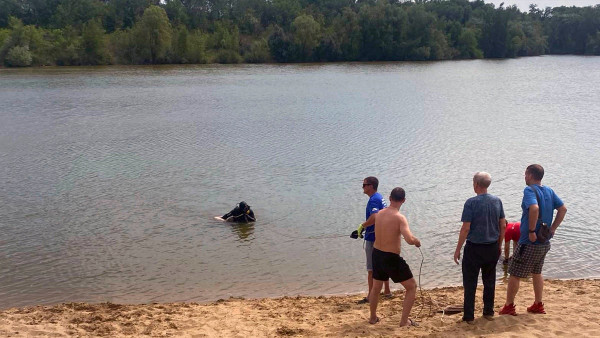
xmin=454 ymin=172 xmax=506 ymax=323
xmin=356 ymin=176 xmax=390 ymax=304
xmin=500 ymin=164 xmax=567 ymax=316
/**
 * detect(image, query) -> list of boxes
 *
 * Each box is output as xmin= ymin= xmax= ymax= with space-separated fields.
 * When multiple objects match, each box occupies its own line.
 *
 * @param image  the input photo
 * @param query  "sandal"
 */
xmin=499 ymin=303 xmax=517 ymax=316
xmin=402 ymin=318 xmax=419 ymax=327
xmin=527 ymin=302 xmax=546 ymax=314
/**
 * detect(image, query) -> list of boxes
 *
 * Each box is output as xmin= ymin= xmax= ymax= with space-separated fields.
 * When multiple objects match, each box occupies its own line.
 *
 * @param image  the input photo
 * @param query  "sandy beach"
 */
xmin=1 ymin=278 xmax=598 ymax=337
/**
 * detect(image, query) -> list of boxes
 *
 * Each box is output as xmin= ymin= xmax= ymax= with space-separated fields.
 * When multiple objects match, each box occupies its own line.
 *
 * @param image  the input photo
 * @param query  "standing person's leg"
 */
xmin=502 ymin=244 xmax=531 ymax=315
xmin=512 ymin=240 xmax=518 ymax=257
xmin=369 ymin=279 xmax=383 ymax=324
xmin=461 ymin=243 xmax=479 ymax=322
xmin=383 ymin=280 xmax=391 ymax=296
xmin=504 ymin=241 xmax=510 ymax=263
xmin=366 ymin=241 xmax=374 ymax=298
xmin=532 ymin=273 xmax=544 ymax=303
xmin=367 ymin=271 xmax=373 ymax=298
xmin=399 ymin=278 xmax=417 ymax=326
xmin=527 ymin=243 xmax=550 ymax=313
xmin=531 ymin=243 xmax=550 ymax=304
xmin=481 ymin=244 xmax=499 ymax=317
xmin=505 ymin=274 xmax=520 ymax=304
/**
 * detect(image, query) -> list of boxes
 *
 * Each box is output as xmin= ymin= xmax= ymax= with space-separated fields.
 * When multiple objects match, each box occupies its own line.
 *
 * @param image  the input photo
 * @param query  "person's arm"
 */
xmin=523 ymin=187 xmax=539 ymax=242
xmin=498 ymin=218 xmax=506 ymax=255
xmin=399 ymin=215 xmax=420 ymax=247
xmin=356 ymin=213 xmax=377 ymax=238
xmin=454 ymin=222 xmax=470 ymax=264
xmin=362 ymin=212 xmax=377 ymax=227
xmin=551 ymin=204 xmax=567 ymax=235
xmin=528 ymin=204 xmax=539 ymax=242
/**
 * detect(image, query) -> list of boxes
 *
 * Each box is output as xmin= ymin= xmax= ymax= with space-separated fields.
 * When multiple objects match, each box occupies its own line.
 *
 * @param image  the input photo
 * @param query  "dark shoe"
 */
xmin=357 ymin=297 xmax=369 ymax=304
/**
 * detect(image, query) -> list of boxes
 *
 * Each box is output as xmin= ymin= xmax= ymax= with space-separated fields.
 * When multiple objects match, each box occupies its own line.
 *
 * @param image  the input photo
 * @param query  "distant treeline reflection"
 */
xmin=1 ymin=0 xmax=600 ymax=67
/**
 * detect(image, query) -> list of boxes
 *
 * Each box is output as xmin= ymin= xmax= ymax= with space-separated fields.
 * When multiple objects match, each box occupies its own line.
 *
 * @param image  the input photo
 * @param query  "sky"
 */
xmin=487 ymin=0 xmax=599 ymax=11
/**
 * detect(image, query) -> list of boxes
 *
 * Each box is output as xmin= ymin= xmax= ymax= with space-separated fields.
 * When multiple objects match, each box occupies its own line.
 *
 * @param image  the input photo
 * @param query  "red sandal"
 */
xmin=527 ymin=302 xmax=546 ymax=314
xmin=499 ymin=303 xmax=517 ymax=316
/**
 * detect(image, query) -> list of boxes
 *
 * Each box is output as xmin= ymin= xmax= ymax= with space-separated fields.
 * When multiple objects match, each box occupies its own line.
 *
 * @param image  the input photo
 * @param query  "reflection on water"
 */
xmin=1 ymin=56 xmax=599 ymax=309
xmin=230 ymin=223 xmax=255 ymax=241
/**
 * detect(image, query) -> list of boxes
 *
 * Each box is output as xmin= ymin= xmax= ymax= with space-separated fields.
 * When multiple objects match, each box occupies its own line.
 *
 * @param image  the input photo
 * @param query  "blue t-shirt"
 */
xmin=461 ymin=193 xmax=505 ymax=244
xmin=519 ymin=185 xmax=564 ymax=245
xmin=364 ymin=192 xmax=387 ymax=242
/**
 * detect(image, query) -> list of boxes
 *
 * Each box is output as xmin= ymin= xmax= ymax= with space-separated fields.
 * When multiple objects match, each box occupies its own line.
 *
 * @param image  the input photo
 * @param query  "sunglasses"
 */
xmin=362 ymin=183 xmax=372 ymax=188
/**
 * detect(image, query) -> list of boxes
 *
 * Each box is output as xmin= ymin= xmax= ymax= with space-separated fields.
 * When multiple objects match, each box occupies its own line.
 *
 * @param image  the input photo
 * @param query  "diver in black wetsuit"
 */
xmin=222 ymin=201 xmax=256 ymax=223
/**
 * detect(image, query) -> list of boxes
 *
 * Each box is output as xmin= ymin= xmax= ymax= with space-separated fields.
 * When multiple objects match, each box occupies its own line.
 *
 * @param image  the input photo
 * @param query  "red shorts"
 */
xmin=505 ymin=222 xmax=521 ymax=242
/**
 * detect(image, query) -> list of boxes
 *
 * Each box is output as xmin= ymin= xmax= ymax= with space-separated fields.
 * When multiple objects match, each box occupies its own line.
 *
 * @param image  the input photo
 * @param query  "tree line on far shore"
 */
xmin=1 ymin=0 xmax=600 ymax=67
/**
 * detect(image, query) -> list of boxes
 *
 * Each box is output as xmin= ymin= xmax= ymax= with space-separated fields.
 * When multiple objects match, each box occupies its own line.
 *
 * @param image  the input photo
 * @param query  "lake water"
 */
xmin=1 ymin=56 xmax=599 ymax=309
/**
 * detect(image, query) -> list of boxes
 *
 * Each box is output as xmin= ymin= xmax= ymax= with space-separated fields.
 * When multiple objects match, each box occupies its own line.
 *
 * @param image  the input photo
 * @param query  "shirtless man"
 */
xmin=369 ymin=187 xmax=421 ymax=327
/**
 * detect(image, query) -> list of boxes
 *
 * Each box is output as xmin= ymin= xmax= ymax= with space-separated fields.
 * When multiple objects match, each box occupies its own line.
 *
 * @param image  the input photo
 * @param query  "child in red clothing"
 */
xmin=504 ymin=222 xmax=521 ymax=264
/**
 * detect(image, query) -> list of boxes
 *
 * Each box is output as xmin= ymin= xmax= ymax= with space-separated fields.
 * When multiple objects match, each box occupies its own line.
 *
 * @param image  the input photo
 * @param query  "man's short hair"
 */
xmin=364 ymin=176 xmax=379 ymax=191
xmin=526 ymin=164 xmax=544 ymax=181
xmin=473 ymin=172 xmax=492 ymax=188
xmin=389 ymin=187 xmax=405 ymax=202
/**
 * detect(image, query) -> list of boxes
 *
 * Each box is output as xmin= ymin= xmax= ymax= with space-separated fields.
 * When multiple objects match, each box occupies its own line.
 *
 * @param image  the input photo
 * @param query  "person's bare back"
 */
xmin=373 ymin=193 xmax=420 ymax=254
xmin=373 ymin=207 xmax=405 ymax=254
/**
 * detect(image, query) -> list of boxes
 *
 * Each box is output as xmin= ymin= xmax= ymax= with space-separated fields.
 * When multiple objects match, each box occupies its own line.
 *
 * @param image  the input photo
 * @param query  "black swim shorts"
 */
xmin=372 ymin=248 xmax=413 ymax=283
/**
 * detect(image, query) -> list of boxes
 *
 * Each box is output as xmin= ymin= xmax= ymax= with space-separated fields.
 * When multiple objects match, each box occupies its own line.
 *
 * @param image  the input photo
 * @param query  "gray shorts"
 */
xmin=508 ymin=243 xmax=551 ymax=278
xmin=365 ymin=240 xmax=374 ymax=271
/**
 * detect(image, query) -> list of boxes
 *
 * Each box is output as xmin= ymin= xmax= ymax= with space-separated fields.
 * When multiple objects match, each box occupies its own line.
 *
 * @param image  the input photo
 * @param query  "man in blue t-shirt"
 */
xmin=454 ymin=172 xmax=506 ymax=323
xmin=500 ymin=164 xmax=567 ymax=316
xmin=355 ymin=176 xmax=391 ymax=304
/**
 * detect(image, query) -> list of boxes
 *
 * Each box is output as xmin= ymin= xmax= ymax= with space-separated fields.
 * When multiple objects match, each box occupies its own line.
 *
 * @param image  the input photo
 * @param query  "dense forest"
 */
xmin=1 ymin=0 xmax=599 ymax=66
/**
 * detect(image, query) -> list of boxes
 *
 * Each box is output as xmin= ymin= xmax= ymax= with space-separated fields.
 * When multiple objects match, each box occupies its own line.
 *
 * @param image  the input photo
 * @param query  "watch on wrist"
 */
xmin=529 ymin=230 xmax=536 ymax=233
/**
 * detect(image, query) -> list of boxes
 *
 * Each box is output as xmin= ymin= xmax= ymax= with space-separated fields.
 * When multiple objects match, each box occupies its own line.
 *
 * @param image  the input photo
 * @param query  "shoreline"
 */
xmin=0 ymin=55 xmax=592 ymax=71
xmin=1 ymin=278 xmax=598 ymax=337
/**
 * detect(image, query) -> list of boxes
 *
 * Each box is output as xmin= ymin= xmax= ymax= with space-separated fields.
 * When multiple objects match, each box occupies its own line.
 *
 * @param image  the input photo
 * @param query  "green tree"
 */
xmin=52 ymin=0 xmax=104 ymax=28
xmin=0 ymin=0 xmax=21 ymax=28
xmin=133 ymin=5 xmax=172 ymax=63
xmin=521 ymin=20 xmax=546 ymax=55
xmin=244 ymin=38 xmax=270 ymax=62
xmin=81 ymin=19 xmax=109 ymax=65
xmin=207 ymin=21 xmax=241 ymax=63
xmin=18 ymin=0 xmax=61 ymax=27
xmin=585 ymin=31 xmax=600 ymax=55
xmin=291 ymin=14 xmax=321 ymax=61
xmin=359 ymin=2 xmax=409 ymax=61
xmin=186 ymin=29 xmax=207 ymax=63
xmin=506 ymin=21 xmax=525 ymax=57
xmin=268 ymin=24 xmax=295 ymax=62
xmin=164 ymin=0 xmax=190 ymax=27
xmin=1 ymin=17 xmax=53 ymax=66
xmin=6 ymin=45 xmax=32 ymax=66
xmin=109 ymin=28 xmax=136 ymax=64
xmin=104 ymin=0 xmax=152 ymax=32
xmin=0 ymin=28 xmax=9 ymax=47
xmin=268 ymin=0 xmax=302 ymax=28
xmin=456 ymin=27 xmax=483 ymax=58
xmin=170 ymin=24 xmax=190 ymax=63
